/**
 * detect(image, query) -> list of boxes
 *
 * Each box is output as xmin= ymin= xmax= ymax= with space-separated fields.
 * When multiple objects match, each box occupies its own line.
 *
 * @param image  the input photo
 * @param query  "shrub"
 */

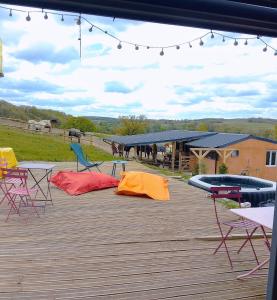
xmin=219 ymin=163 xmax=228 ymax=174
xmin=192 ymin=162 xmax=207 ymax=175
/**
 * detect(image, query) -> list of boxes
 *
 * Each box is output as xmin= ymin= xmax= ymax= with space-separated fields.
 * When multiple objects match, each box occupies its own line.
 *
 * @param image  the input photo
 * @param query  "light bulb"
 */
xmin=275 ymin=50 xmax=277 ymax=56
xmin=199 ymin=39 xmax=204 ymax=46
xmin=117 ymin=42 xmax=122 ymax=49
xmin=160 ymin=49 xmax=164 ymax=56
xmin=189 ymin=43 xmax=192 ymax=48
xmin=89 ymin=26 xmax=93 ymax=32
xmin=135 ymin=45 xmax=139 ymax=50
xmin=61 ymin=14 xmax=64 ymax=21
xmin=244 ymin=39 xmax=248 ymax=45
xmin=263 ymin=46 xmax=267 ymax=52
xmin=76 ymin=16 xmax=81 ymax=25
xmin=234 ymin=40 xmax=238 ymax=46
xmin=9 ymin=9 xmax=12 ymax=17
xmin=176 ymin=45 xmax=180 ymax=50
xmin=146 ymin=46 xmax=150 ymax=49
xmin=44 ymin=12 xmax=48 ymax=19
xmin=26 ymin=12 xmax=31 ymax=21
xmin=211 ymin=32 xmax=214 ymax=39
xmin=222 ymin=37 xmax=225 ymax=42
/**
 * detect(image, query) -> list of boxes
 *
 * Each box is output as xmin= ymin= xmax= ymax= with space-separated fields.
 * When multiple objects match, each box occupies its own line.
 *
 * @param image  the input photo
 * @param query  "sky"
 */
xmin=0 ymin=4 xmax=277 ymax=120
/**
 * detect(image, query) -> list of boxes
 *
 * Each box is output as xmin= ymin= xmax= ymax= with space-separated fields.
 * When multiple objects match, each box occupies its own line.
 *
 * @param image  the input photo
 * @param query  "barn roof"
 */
xmin=104 ymin=130 xmax=216 ymax=146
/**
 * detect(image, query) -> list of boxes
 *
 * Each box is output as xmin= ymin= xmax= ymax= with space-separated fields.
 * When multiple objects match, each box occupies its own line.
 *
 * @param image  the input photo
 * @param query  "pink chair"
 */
xmin=2 ymin=168 xmax=40 ymax=222
xmin=210 ymin=186 xmax=262 ymax=269
xmin=0 ymin=158 xmax=23 ymax=209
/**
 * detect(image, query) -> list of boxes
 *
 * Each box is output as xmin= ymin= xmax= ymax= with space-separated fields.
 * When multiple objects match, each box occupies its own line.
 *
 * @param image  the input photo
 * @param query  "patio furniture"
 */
xmin=0 ymin=158 xmax=23 ymax=208
xmin=50 ymin=171 xmax=119 ymax=195
xmin=111 ymin=160 xmax=127 ymax=177
xmin=18 ymin=163 xmax=56 ymax=205
xmin=2 ymin=168 xmax=41 ymax=222
xmin=116 ymin=171 xmax=170 ymax=201
xmin=70 ymin=143 xmax=103 ymax=172
xmin=231 ymin=207 xmax=273 ymax=279
xmin=210 ymin=186 xmax=261 ymax=269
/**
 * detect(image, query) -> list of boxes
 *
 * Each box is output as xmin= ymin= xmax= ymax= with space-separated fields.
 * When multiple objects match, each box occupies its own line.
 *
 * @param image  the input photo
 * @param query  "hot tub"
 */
xmin=188 ymin=174 xmax=276 ymax=207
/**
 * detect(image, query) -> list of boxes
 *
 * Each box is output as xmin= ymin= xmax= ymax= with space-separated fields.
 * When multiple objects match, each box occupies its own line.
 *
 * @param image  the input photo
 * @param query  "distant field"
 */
xmin=0 ymin=125 xmax=114 ymax=162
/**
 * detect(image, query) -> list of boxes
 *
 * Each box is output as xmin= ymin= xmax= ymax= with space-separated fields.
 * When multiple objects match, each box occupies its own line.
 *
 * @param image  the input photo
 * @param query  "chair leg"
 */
xmin=214 ymin=226 xmax=234 ymax=269
xmin=237 ymin=226 xmax=257 ymax=252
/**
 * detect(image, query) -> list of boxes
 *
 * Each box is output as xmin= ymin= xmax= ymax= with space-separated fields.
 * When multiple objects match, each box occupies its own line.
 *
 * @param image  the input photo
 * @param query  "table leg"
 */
xmin=112 ymin=164 xmax=116 ymax=177
xmin=28 ymin=169 xmax=53 ymax=204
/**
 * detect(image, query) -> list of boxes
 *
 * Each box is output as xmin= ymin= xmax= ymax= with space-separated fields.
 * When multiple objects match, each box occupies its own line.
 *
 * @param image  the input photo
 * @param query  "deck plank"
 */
xmin=0 ymin=161 xmax=270 ymax=299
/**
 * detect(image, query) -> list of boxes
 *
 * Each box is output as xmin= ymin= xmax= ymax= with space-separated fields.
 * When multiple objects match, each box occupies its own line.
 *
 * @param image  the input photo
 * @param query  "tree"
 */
xmin=116 ymin=115 xmax=149 ymax=135
xmin=63 ymin=116 xmax=96 ymax=132
xmin=197 ymin=122 xmax=209 ymax=131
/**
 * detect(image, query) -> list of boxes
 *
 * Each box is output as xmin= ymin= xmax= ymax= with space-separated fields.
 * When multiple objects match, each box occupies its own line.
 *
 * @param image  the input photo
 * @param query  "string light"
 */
xmin=0 ymin=4 xmax=276 ymax=57
xmin=26 ymin=12 xmax=31 ymax=21
xmin=76 ymin=15 xmax=81 ymax=25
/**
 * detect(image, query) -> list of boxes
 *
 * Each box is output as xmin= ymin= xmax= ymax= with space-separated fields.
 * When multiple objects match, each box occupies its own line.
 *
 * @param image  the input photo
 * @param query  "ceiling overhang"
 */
xmin=1 ymin=0 xmax=277 ymax=37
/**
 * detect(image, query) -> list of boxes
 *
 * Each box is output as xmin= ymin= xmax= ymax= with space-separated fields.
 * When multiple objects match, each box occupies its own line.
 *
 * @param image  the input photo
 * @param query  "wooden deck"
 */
xmin=0 ymin=161 xmax=269 ymax=299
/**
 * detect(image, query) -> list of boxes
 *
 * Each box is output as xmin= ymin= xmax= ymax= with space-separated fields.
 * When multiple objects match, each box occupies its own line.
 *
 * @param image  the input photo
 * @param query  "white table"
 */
xmin=231 ymin=206 xmax=274 ymax=279
xmin=18 ymin=163 xmax=56 ymax=204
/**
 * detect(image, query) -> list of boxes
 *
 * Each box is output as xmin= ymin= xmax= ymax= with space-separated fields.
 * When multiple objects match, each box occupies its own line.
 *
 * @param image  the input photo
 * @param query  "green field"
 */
xmin=0 ymin=125 xmax=114 ymax=162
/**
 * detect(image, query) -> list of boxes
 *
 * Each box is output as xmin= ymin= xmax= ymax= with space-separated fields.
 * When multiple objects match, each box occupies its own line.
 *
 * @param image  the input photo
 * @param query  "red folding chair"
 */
xmin=0 ymin=158 xmax=23 ymax=210
xmin=2 ymin=168 xmax=40 ymax=222
xmin=210 ymin=186 xmax=262 ymax=269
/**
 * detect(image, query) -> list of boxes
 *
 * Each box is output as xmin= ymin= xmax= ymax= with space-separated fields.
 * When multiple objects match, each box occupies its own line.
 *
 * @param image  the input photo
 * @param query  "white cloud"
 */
xmin=0 ymin=4 xmax=277 ymax=119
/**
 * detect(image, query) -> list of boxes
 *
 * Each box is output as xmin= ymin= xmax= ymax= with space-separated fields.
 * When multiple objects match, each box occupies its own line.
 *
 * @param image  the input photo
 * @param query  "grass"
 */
xmin=218 ymin=199 xmax=240 ymax=209
xmin=144 ymin=163 xmax=192 ymax=180
xmin=0 ymin=125 xmax=114 ymax=162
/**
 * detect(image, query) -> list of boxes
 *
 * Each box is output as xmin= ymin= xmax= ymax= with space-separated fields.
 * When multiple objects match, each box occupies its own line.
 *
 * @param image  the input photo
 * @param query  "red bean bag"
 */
xmin=50 ymin=171 xmax=119 ymax=195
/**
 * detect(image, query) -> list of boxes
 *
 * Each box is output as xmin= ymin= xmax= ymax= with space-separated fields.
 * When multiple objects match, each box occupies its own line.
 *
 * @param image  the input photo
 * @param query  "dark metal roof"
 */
xmin=187 ymin=132 xmax=277 ymax=148
xmin=2 ymin=0 xmax=277 ymax=37
xmin=104 ymin=130 xmax=216 ymax=146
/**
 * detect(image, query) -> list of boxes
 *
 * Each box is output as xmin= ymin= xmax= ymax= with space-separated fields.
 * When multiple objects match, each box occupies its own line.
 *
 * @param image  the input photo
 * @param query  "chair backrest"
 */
xmin=2 ymin=168 xmax=28 ymax=189
xmin=70 ymin=143 xmax=88 ymax=165
xmin=210 ymin=186 xmax=242 ymax=224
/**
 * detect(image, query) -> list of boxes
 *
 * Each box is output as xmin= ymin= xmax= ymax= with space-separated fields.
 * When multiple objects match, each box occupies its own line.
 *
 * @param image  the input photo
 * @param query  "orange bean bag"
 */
xmin=116 ymin=171 xmax=170 ymax=200
xmin=50 ymin=171 xmax=119 ymax=195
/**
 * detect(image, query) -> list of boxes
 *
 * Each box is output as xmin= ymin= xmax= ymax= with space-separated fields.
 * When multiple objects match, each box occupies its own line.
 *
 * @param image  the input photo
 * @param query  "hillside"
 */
xmin=0 ymin=100 xmax=69 ymax=124
xmin=86 ymin=115 xmax=277 ymax=138
xmin=0 ymin=100 xmax=276 ymax=139
xmin=0 ymin=125 xmax=113 ymax=161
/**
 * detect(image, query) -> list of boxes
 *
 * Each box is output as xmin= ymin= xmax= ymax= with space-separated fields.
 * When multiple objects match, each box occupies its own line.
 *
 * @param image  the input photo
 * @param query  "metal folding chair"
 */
xmin=2 ymin=168 xmax=40 ymax=222
xmin=210 ymin=186 xmax=262 ymax=269
xmin=0 ymin=158 xmax=23 ymax=209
